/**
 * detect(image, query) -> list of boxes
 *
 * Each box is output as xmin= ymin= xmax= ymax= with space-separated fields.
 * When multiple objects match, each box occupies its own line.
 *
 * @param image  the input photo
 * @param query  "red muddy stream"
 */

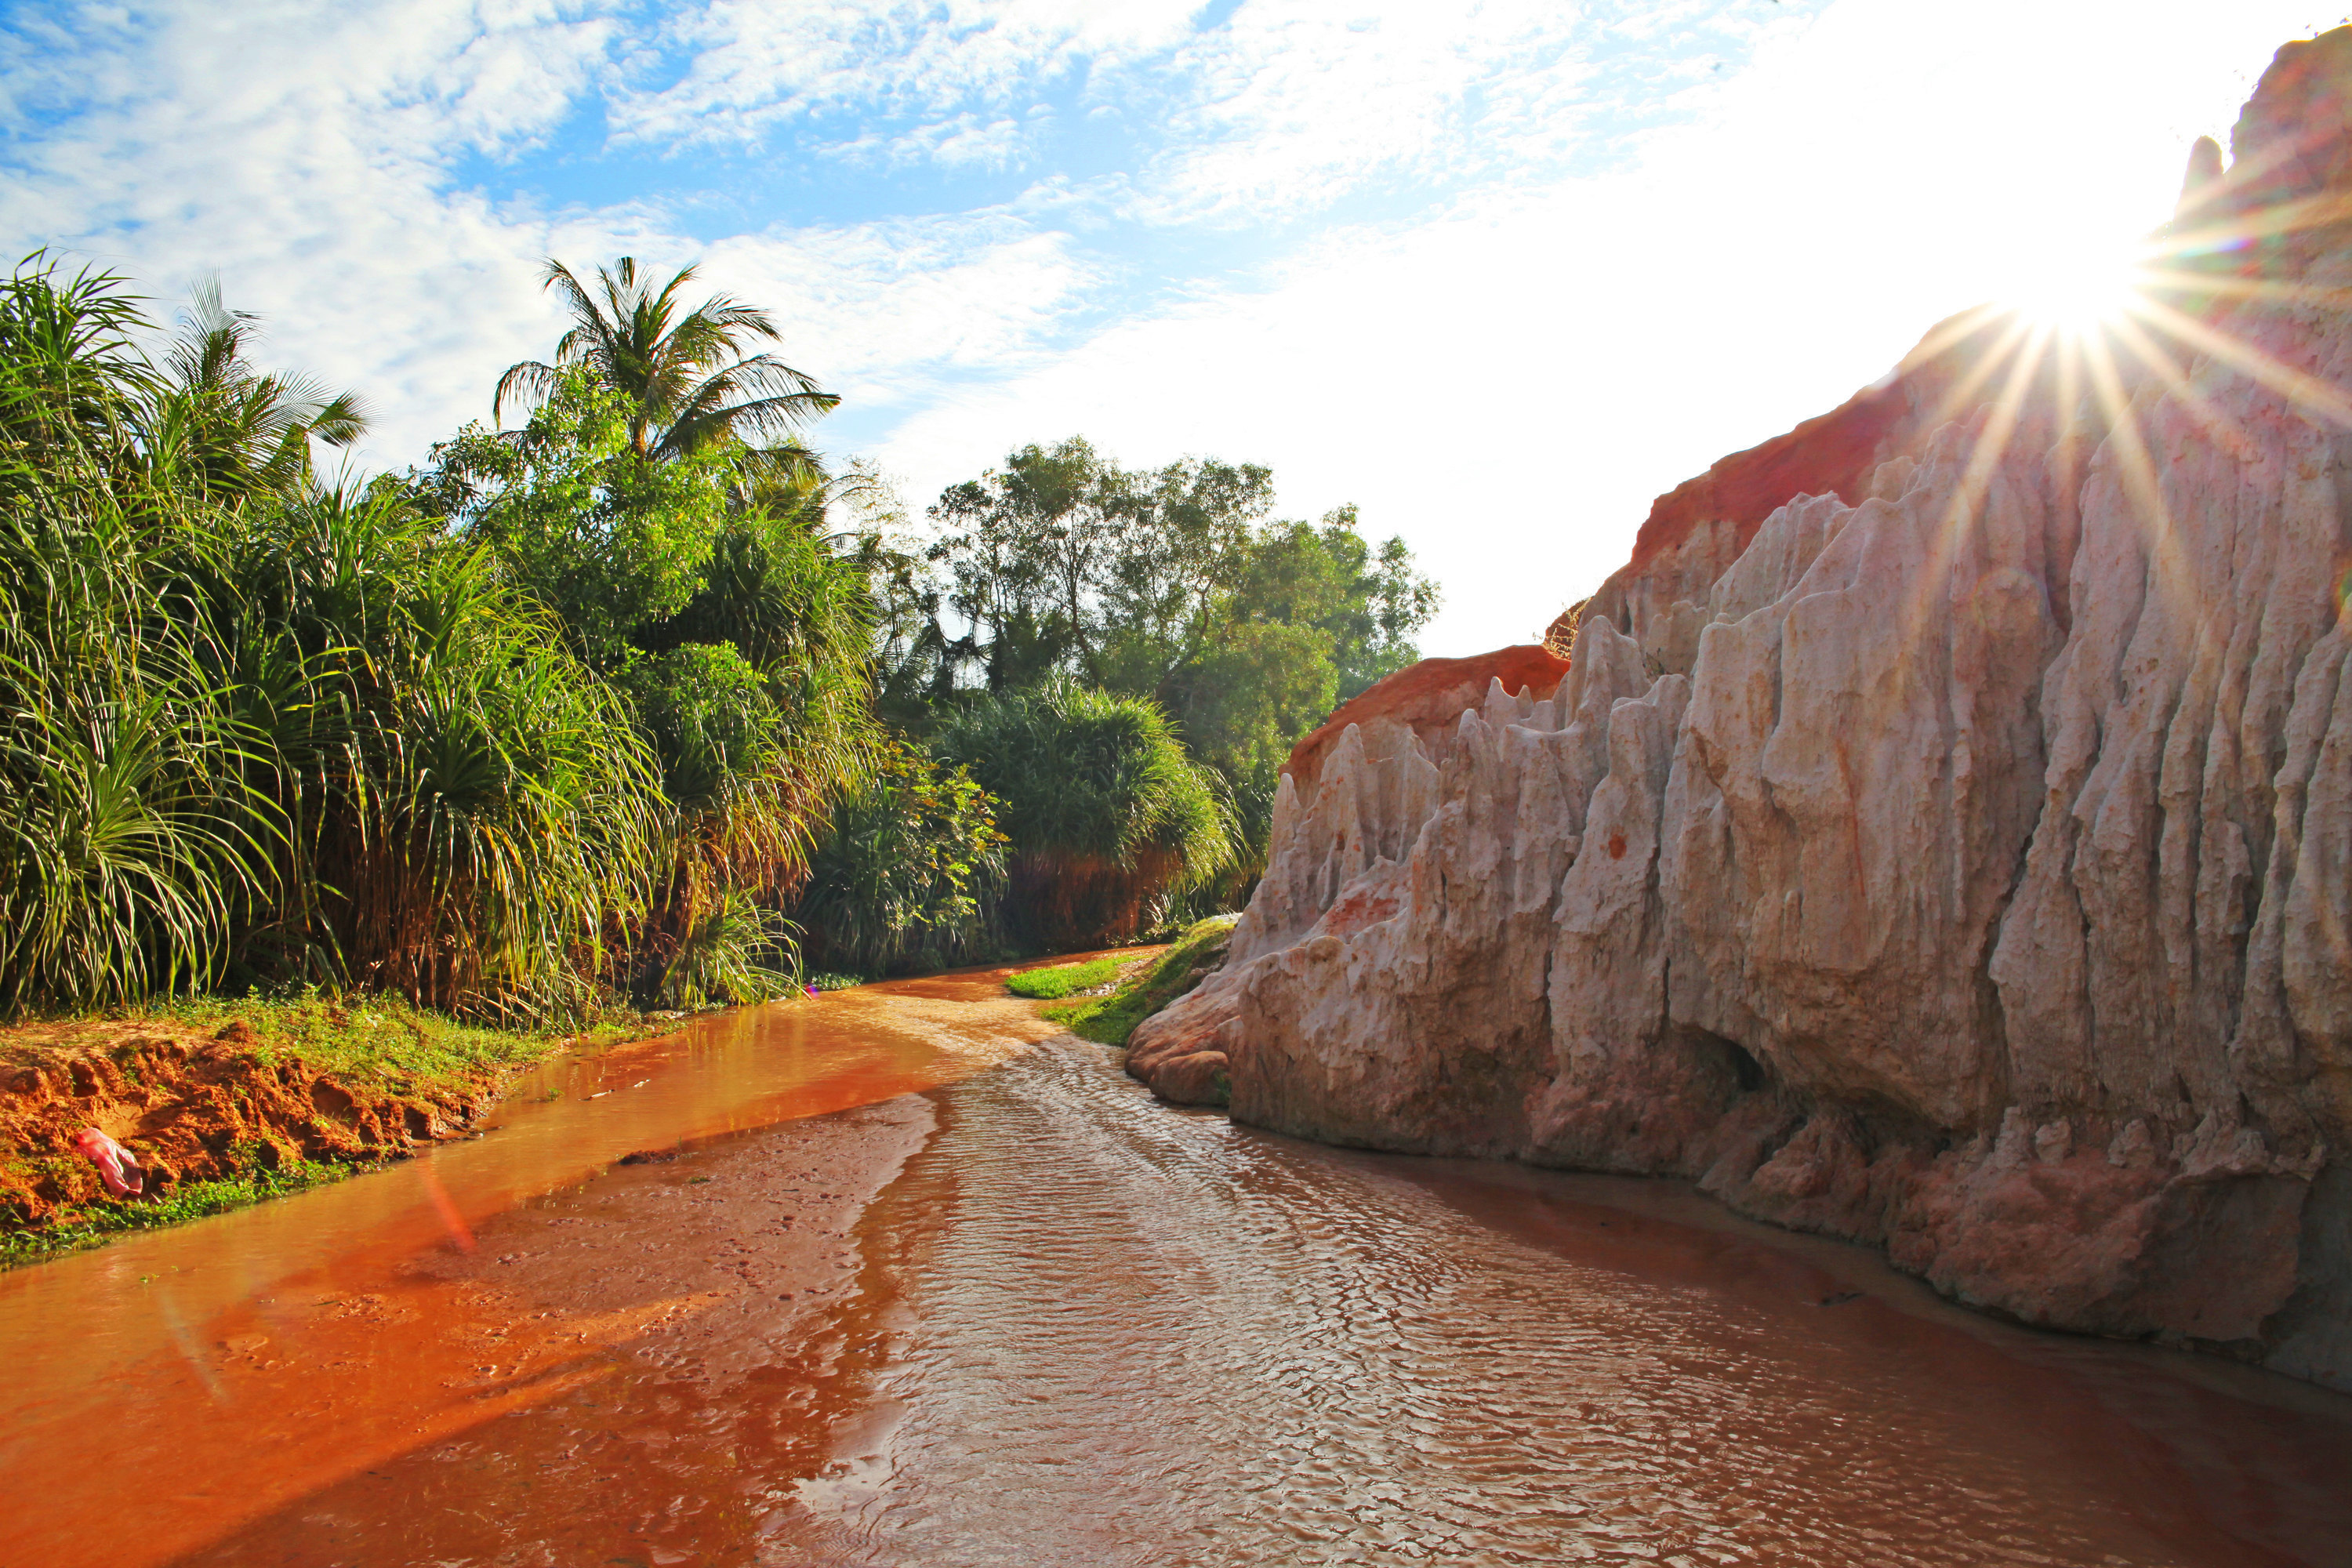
xmin=2 ymin=967 xmax=2349 ymax=1567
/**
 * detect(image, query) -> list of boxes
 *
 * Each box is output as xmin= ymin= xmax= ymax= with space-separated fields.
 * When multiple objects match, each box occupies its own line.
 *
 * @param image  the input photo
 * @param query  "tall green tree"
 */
xmin=924 ymin=437 xmax=1134 ymax=692
xmin=417 ymin=373 xmax=736 ymax=669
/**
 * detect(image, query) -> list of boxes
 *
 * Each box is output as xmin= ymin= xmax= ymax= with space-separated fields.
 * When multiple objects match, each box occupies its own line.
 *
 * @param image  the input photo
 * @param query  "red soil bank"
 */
xmin=0 ymin=1023 xmax=488 ymax=1230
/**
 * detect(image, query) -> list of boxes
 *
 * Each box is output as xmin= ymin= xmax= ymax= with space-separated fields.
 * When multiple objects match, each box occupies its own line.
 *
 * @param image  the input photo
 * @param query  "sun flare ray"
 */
xmin=2125 ymin=292 xmax=2352 ymax=429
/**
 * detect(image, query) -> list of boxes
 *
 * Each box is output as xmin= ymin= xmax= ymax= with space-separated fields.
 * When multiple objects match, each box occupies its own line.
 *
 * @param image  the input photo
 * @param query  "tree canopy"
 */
xmin=495 ymin=256 xmax=837 ymax=463
xmin=887 ymin=436 xmax=1438 ymax=896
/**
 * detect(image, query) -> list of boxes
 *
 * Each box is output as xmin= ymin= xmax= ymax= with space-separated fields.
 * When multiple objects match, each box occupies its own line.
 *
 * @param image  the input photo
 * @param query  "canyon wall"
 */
xmin=1128 ymin=30 xmax=2352 ymax=1389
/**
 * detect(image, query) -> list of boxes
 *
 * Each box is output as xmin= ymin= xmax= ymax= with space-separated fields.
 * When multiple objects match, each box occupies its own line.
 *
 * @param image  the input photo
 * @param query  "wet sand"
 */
xmin=4 ymin=971 xmax=2350 ymax=1567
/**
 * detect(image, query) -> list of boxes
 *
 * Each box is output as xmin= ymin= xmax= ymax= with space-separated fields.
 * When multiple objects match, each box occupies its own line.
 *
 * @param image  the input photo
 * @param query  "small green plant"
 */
xmin=1005 ymin=955 xmax=1124 ymax=1000
xmin=1042 ymin=915 xmax=1237 ymax=1045
xmin=0 ymin=1152 xmax=354 ymax=1268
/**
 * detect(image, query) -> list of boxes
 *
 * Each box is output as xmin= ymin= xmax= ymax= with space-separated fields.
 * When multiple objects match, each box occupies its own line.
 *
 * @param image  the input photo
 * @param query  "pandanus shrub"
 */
xmin=209 ymin=484 xmax=669 ymax=1018
xmin=657 ymin=890 xmax=800 ymax=1011
xmin=0 ymin=482 xmax=272 ymax=1012
xmin=0 ymin=260 xmax=277 ymax=1012
xmin=313 ymin=551 xmax=665 ymax=1018
xmin=931 ymin=683 xmax=1237 ymax=949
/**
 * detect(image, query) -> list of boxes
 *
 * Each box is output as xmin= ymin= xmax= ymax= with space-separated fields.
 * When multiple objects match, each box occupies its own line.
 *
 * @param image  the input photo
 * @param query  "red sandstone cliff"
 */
xmin=1130 ymin=29 xmax=2352 ymax=1391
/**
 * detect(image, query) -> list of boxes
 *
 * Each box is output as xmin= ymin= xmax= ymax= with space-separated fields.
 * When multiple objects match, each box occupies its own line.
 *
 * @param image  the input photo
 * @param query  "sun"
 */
xmin=1997 ymin=236 xmax=2148 ymax=334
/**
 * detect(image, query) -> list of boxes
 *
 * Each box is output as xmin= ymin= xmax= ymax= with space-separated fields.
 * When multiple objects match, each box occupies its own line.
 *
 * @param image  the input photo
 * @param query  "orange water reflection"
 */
xmin=0 ymin=965 xmax=1069 ymax=1568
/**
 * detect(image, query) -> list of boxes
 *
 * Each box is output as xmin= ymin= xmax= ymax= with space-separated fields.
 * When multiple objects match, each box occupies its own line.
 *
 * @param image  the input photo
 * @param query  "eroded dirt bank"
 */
xmin=0 ymin=1016 xmax=505 ymax=1232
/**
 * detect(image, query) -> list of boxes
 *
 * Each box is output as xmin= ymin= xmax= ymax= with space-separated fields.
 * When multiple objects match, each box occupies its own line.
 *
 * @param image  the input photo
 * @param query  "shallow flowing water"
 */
xmin=3 ymin=973 xmax=2349 ymax=1567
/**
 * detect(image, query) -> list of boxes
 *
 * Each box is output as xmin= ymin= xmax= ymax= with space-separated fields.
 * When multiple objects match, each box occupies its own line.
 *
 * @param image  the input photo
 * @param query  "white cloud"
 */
xmin=1129 ymin=1 xmax=1635 ymax=219
xmin=0 ymin=0 xmax=1105 ymax=470
xmin=2 ymin=0 xmax=2336 ymax=659
xmin=607 ymin=0 xmax=1201 ymax=150
xmin=868 ymin=0 xmax=2336 ymax=652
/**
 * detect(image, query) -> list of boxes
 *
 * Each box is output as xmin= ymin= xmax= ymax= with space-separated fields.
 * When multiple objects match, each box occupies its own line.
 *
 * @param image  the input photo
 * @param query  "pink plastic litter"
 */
xmin=74 ymin=1127 xmax=144 ymax=1199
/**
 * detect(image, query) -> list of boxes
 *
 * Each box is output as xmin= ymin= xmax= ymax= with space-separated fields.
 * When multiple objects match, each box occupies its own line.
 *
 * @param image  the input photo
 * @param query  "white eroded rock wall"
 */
xmin=1128 ymin=277 xmax=2352 ymax=1386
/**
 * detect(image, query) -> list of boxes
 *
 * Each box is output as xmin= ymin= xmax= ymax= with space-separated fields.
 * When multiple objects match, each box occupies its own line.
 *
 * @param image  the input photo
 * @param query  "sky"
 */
xmin=0 ymin=0 xmax=2339 ymax=653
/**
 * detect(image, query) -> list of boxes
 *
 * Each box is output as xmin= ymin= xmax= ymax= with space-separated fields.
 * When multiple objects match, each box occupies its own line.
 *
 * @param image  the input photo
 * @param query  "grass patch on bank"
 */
xmin=1005 ymin=956 xmax=1125 ymax=1000
xmin=127 ymin=993 xmax=648 ymax=1092
xmin=1041 ymin=916 xmax=1239 ymax=1046
xmin=0 ymin=1151 xmax=354 ymax=1268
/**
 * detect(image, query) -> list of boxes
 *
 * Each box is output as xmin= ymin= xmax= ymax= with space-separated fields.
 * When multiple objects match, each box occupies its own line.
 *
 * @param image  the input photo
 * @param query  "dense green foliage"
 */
xmin=0 ymin=253 xmax=863 ymax=1019
xmin=886 ymin=437 xmax=1436 ymax=913
xmin=1004 ymin=953 xmax=1123 ymax=1000
xmin=245 ymin=488 xmax=666 ymax=1014
xmin=0 ymin=256 xmax=662 ymax=1019
xmin=933 ymin=683 xmax=1239 ymax=947
xmin=0 ymin=248 xmax=1439 ymax=1020
xmin=795 ymin=740 xmax=1007 ymax=975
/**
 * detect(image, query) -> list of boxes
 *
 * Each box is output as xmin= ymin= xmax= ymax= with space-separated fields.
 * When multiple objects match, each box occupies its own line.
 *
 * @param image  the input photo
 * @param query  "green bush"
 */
xmin=658 ymin=890 xmax=800 ymax=1009
xmin=932 ymin=683 xmax=1238 ymax=948
xmin=794 ymin=739 xmax=1007 ymax=974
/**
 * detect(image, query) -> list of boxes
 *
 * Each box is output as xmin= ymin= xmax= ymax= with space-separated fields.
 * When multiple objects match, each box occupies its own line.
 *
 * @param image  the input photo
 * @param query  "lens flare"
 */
xmin=1998 ymin=238 xmax=2147 ymax=332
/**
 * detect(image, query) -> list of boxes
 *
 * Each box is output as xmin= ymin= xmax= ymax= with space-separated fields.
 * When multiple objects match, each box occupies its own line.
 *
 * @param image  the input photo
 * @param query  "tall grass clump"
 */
xmin=228 ymin=490 xmax=667 ymax=1016
xmin=0 ymin=491 xmax=272 ymax=1011
xmin=933 ymin=683 xmax=1237 ymax=949
xmin=0 ymin=260 xmax=276 ymax=1012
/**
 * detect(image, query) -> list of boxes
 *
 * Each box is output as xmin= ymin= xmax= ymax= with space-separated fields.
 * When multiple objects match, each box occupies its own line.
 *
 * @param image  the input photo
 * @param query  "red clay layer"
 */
xmin=1283 ymin=644 xmax=1572 ymax=794
xmin=1626 ymin=379 xmax=1910 ymax=576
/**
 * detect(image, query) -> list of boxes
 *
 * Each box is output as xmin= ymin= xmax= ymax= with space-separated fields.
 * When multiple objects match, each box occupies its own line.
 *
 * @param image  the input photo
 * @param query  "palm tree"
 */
xmin=495 ymin=257 xmax=838 ymax=462
xmin=147 ymin=278 xmax=369 ymax=503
